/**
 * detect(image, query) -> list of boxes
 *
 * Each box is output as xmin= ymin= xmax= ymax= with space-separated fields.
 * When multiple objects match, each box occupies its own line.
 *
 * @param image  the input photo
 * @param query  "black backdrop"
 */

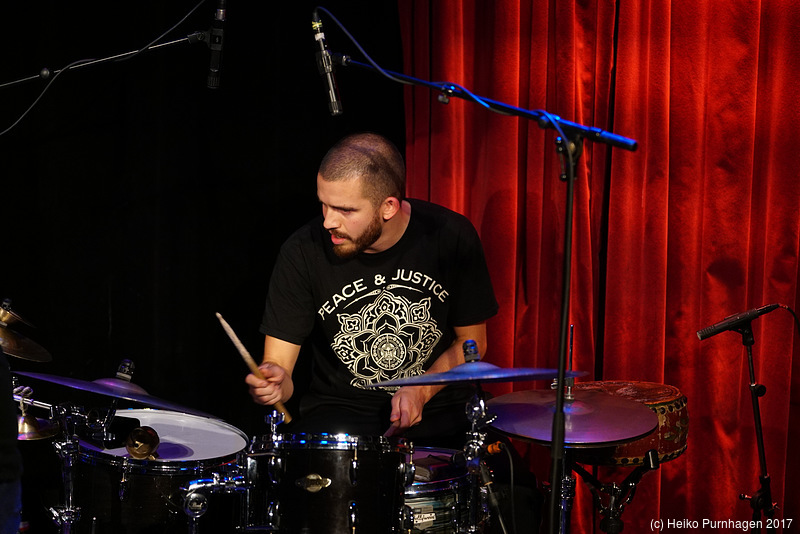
xmin=2 ymin=0 xmax=405 ymax=439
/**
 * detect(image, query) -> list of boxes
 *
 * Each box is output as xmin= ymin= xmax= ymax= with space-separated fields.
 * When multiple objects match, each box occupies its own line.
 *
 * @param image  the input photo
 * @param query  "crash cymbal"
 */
xmin=487 ymin=388 xmax=658 ymax=448
xmin=367 ymin=361 xmax=587 ymax=388
xmin=0 ymin=325 xmax=52 ymax=362
xmin=15 ymin=371 xmax=215 ymax=418
xmin=17 ymin=414 xmax=59 ymax=440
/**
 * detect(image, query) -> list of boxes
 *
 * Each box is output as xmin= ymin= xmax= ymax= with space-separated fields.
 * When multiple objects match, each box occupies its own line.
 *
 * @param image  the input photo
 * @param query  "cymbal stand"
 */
xmin=49 ymin=405 xmax=83 ymax=534
xmin=571 ymin=449 xmax=659 ymax=534
xmin=734 ymin=323 xmax=778 ymax=531
xmin=464 ymin=386 xmax=506 ymax=534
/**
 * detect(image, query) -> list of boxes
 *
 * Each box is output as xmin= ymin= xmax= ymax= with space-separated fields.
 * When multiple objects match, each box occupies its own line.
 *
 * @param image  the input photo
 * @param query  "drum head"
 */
xmin=80 ymin=408 xmax=248 ymax=468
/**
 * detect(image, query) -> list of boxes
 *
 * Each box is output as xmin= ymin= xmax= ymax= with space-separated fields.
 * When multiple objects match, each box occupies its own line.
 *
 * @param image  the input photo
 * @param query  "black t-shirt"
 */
xmin=260 ymin=199 xmax=498 ymax=440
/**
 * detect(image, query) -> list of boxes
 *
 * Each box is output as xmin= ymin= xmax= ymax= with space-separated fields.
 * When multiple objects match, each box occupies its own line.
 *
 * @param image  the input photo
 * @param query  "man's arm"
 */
xmin=245 ymin=335 xmax=302 ymax=406
xmin=385 ymin=322 xmax=488 ymax=435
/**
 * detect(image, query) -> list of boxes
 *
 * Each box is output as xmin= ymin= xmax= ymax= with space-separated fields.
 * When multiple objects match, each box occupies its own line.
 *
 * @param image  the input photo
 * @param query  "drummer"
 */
xmin=245 ymin=132 xmax=498 ymax=447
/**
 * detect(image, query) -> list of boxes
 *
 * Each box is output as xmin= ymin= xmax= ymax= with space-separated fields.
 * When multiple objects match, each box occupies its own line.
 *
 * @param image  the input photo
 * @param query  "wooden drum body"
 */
xmin=572 ymin=381 xmax=688 ymax=466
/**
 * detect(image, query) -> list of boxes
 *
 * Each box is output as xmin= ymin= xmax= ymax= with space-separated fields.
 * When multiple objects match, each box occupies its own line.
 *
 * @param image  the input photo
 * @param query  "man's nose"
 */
xmin=322 ymin=207 xmax=339 ymax=230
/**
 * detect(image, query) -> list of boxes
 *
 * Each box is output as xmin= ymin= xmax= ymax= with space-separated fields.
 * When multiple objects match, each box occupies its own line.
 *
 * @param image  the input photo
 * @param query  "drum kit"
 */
xmin=4 ymin=305 xmax=689 ymax=534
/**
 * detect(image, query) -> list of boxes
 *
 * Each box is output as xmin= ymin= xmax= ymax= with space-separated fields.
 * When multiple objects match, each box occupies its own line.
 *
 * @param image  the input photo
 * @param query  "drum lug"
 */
xmin=268 ymin=454 xmax=283 ymax=485
xmin=402 ymin=505 xmax=414 ymax=532
xmin=267 ymin=501 xmax=280 ymax=530
xmin=400 ymin=461 xmax=416 ymax=487
xmin=349 ymin=501 xmax=358 ymax=531
xmin=350 ymin=457 xmax=358 ymax=485
xmin=119 ymin=460 xmax=132 ymax=501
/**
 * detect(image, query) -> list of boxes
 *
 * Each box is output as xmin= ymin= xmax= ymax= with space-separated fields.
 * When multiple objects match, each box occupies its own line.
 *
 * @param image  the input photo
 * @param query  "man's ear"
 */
xmin=381 ymin=196 xmax=401 ymax=221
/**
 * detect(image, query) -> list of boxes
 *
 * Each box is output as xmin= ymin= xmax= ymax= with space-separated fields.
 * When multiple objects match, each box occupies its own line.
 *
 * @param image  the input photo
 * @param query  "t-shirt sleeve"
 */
xmin=445 ymin=215 xmax=499 ymax=327
xmin=260 ymin=232 xmax=317 ymax=344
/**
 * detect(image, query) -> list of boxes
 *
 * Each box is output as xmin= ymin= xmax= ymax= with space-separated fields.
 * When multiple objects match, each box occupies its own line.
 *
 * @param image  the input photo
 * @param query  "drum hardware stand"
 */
xmin=463 ymin=384 xmax=507 ymax=534
xmin=570 ymin=449 xmax=659 ymax=534
xmin=48 ymin=405 xmax=84 ymax=534
xmin=732 ymin=323 xmax=779 ymax=532
xmin=542 ymin=451 xmax=577 ymax=534
xmin=12 ymin=381 xmax=85 ymax=533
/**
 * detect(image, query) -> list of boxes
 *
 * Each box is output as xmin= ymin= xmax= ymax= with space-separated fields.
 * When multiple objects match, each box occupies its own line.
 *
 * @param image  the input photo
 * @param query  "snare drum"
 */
xmin=572 ymin=381 xmax=689 ymax=466
xmin=241 ymin=433 xmax=412 ymax=533
xmin=75 ymin=409 xmax=248 ymax=533
xmin=405 ymin=447 xmax=484 ymax=533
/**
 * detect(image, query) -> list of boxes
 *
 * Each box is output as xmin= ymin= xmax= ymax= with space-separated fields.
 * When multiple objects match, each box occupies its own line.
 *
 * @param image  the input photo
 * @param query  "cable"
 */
xmin=499 ymin=442 xmax=519 ymax=534
xmin=0 ymin=0 xmax=208 ymax=137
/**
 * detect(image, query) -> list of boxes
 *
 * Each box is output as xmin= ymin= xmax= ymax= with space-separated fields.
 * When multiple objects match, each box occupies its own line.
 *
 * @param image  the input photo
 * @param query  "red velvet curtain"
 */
xmin=399 ymin=0 xmax=800 ymax=530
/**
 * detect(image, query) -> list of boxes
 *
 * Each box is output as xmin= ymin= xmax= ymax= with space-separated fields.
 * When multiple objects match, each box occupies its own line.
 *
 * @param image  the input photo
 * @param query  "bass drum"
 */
xmin=74 ymin=409 xmax=248 ymax=534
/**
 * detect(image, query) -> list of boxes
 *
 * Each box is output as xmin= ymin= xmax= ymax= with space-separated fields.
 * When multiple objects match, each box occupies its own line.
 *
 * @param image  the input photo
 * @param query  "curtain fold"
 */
xmin=399 ymin=0 xmax=800 ymax=529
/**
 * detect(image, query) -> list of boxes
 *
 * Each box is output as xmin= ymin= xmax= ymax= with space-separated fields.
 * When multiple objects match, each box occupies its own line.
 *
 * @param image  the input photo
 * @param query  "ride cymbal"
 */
xmin=487 ymin=388 xmax=658 ymax=447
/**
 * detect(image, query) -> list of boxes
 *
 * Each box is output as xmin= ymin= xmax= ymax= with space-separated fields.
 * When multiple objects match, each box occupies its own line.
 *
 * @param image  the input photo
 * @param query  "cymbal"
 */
xmin=487 ymin=389 xmax=658 ymax=448
xmin=17 ymin=414 xmax=59 ymax=440
xmin=15 ymin=371 xmax=215 ymax=418
xmin=93 ymin=377 xmax=149 ymax=396
xmin=0 ymin=304 xmax=34 ymax=327
xmin=0 ymin=325 xmax=52 ymax=362
xmin=367 ymin=361 xmax=587 ymax=388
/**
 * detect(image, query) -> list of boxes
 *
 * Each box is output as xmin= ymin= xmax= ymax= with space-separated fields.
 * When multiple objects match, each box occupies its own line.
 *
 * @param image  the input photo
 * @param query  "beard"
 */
xmin=332 ymin=212 xmax=383 ymax=259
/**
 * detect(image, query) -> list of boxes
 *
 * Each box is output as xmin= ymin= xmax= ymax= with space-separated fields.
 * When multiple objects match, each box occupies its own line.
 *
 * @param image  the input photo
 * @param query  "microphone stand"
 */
xmin=334 ymin=56 xmax=638 ymax=152
xmin=734 ymin=322 xmax=778 ymax=532
xmin=334 ymin=53 xmax=637 ymax=534
xmin=0 ymin=31 xmax=211 ymax=91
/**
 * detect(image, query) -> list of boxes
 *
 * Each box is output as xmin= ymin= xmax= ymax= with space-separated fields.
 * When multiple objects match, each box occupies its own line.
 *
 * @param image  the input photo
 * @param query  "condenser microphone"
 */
xmin=696 ymin=303 xmax=780 ymax=340
xmin=207 ymin=0 xmax=226 ymax=88
xmin=312 ymin=10 xmax=343 ymax=116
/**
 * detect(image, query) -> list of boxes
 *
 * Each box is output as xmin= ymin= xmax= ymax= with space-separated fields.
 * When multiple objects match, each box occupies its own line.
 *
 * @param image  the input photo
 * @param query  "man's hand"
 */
xmin=384 ymin=386 xmax=430 ymax=436
xmin=245 ymin=362 xmax=289 ymax=406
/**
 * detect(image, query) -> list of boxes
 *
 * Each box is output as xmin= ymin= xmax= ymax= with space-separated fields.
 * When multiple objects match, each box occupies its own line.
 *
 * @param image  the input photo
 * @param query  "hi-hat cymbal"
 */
xmin=15 ymin=371 xmax=215 ymax=418
xmin=0 ymin=325 xmax=52 ymax=362
xmin=367 ymin=361 xmax=587 ymax=388
xmin=487 ymin=388 xmax=658 ymax=448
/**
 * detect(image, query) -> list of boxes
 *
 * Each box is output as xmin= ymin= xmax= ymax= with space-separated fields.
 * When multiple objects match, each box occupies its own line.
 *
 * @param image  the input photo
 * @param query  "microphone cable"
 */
xmin=0 ymin=0 xmax=209 ymax=137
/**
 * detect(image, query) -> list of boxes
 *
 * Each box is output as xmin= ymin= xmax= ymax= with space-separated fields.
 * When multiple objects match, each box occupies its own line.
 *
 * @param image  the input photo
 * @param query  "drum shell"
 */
xmin=572 ymin=381 xmax=688 ymax=466
xmin=405 ymin=447 xmax=485 ymax=534
xmin=242 ymin=433 xmax=411 ymax=533
xmin=73 ymin=409 xmax=248 ymax=534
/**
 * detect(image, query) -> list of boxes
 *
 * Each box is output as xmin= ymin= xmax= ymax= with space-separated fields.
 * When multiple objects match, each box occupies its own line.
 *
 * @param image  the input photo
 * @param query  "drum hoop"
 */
xmin=76 ymin=449 xmax=233 ymax=474
xmin=250 ymin=432 xmax=410 ymax=453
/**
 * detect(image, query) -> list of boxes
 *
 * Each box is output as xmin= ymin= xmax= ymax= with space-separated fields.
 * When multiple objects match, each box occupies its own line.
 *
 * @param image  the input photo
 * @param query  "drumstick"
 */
xmin=215 ymin=312 xmax=292 ymax=423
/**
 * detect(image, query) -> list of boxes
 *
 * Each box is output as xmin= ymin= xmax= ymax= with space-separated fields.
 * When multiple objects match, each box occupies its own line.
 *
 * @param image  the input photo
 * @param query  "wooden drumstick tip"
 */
xmin=215 ymin=312 xmax=292 ymax=423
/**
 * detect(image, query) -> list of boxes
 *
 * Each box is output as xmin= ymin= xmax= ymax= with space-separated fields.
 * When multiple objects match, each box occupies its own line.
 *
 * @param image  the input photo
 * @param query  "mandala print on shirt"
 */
xmin=332 ymin=290 xmax=442 ymax=391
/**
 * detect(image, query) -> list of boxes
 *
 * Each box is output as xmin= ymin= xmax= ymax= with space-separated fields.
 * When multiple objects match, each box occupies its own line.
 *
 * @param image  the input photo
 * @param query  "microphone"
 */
xmin=312 ymin=10 xmax=343 ymax=116
xmin=696 ymin=303 xmax=780 ymax=340
xmin=207 ymin=0 xmax=226 ymax=89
